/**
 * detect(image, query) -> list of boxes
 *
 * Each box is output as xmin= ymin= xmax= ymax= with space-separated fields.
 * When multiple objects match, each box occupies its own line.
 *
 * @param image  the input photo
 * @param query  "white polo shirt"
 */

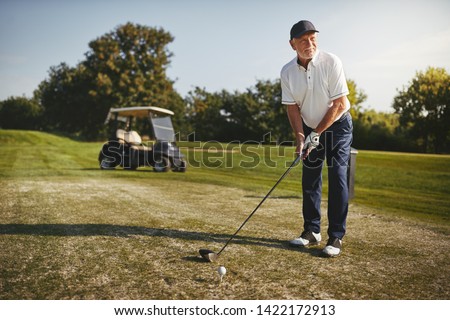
xmin=280 ymin=49 xmax=350 ymax=129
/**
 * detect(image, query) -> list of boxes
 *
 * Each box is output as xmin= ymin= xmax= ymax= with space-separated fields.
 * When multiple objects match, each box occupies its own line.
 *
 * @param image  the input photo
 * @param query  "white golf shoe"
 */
xmin=289 ymin=230 xmax=321 ymax=247
xmin=322 ymin=238 xmax=342 ymax=257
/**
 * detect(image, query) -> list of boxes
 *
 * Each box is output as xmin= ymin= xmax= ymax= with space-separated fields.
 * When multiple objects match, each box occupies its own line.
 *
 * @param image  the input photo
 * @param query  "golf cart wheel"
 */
xmin=99 ymin=154 xmax=117 ymax=170
xmin=153 ymin=157 xmax=170 ymax=173
xmin=172 ymin=160 xmax=187 ymax=173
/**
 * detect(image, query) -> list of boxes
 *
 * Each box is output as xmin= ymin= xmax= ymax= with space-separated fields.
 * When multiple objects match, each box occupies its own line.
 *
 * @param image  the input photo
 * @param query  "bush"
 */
xmin=0 ymin=96 xmax=43 ymax=130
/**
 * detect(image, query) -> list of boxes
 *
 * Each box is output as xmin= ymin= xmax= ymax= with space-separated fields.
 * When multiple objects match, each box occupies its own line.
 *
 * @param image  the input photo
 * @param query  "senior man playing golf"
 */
xmin=281 ymin=20 xmax=353 ymax=257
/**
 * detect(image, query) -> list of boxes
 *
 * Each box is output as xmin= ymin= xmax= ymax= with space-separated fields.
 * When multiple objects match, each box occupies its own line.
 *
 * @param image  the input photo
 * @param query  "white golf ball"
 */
xmin=218 ymin=266 xmax=226 ymax=276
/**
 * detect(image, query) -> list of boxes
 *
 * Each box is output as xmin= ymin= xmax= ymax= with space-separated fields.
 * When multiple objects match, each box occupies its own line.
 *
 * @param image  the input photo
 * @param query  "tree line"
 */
xmin=0 ymin=23 xmax=448 ymax=153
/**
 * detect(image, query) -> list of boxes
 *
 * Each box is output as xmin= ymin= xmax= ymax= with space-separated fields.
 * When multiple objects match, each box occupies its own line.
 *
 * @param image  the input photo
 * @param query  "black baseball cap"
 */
xmin=290 ymin=20 xmax=319 ymax=40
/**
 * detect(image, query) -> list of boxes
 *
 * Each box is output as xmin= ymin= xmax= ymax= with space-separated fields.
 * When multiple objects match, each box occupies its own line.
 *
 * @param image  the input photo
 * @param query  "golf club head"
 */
xmin=199 ymin=249 xmax=218 ymax=262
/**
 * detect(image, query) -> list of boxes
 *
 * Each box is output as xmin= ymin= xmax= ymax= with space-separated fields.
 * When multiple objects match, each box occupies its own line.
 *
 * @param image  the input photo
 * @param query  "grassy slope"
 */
xmin=0 ymin=130 xmax=449 ymax=299
xmin=1 ymin=130 xmax=449 ymax=224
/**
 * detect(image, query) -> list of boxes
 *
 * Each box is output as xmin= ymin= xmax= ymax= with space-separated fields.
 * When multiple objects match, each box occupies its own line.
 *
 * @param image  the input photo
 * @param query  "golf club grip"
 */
xmin=217 ymin=155 xmax=301 ymax=255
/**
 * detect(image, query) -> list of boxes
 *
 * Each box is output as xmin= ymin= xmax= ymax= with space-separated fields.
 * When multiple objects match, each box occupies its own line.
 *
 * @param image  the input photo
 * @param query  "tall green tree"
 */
xmin=36 ymin=63 xmax=93 ymax=134
xmin=393 ymin=67 xmax=449 ymax=153
xmin=84 ymin=22 xmax=183 ymax=112
xmin=36 ymin=22 xmax=184 ymax=139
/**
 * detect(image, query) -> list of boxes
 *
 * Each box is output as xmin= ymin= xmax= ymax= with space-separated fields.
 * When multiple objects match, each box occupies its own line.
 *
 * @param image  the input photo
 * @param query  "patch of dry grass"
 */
xmin=1 ymin=177 xmax=448 ymax=299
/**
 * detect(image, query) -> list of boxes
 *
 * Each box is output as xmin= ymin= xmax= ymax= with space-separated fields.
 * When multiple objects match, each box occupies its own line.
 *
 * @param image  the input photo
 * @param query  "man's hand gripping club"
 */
xmin=302 ymin=130 xmax=320 ymax=159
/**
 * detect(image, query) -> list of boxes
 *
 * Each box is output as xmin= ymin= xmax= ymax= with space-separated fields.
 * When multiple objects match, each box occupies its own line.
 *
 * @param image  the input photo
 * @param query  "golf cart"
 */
xmin=98 ymin=106 xmax=186 ymax=172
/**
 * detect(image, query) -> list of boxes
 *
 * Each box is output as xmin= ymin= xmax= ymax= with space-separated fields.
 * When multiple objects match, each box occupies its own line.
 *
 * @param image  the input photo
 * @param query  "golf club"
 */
xmin=199 ymin=154 xmax=302 ymax=262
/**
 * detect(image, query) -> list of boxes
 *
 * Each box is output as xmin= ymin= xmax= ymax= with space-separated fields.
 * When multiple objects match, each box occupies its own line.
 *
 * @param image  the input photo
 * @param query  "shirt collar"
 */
xmin=310 ymin=49 xmax=320 ymax=66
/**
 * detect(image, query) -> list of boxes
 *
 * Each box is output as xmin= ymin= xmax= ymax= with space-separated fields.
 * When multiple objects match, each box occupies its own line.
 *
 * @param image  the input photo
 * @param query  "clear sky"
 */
xmin=1 ymin=0 xmax=449 ymax=112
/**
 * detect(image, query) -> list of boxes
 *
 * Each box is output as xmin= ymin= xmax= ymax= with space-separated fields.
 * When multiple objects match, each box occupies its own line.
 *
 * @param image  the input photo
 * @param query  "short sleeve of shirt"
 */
xmin=281 ymin=72 xmax=296 ymax=105
xmin=328 ymin=55 xmax=349 ymax=100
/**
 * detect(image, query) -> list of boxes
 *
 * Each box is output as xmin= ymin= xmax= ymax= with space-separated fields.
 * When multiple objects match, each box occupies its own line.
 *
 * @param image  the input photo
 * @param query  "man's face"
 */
xmin=290 ymin=32 xmax=317 ymax=61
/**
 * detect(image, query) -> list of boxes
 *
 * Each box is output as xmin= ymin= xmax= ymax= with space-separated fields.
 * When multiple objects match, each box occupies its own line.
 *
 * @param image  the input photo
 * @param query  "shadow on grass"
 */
xmin=0 ymin=223 xmax=318 ymax=257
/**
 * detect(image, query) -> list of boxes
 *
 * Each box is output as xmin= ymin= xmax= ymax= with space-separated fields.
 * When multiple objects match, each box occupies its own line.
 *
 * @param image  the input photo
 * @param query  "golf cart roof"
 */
xmin=107 ymin=106 xmax=174 ymax=118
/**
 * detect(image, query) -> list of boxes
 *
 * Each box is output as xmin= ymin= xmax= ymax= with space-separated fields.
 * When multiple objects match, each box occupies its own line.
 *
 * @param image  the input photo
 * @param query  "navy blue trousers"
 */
xmin=301 ymin=112 xmax=353 ymax=240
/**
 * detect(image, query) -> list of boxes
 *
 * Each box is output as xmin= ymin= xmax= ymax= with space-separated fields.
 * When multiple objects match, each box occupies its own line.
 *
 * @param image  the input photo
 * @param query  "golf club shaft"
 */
xmin=217 ymin=154 xmax=301 ymax=256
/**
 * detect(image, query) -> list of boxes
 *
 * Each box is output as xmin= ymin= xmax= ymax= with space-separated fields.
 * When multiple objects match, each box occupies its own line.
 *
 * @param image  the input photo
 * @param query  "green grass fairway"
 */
xmin=0 ymin=130 xmax=449 ymax=299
